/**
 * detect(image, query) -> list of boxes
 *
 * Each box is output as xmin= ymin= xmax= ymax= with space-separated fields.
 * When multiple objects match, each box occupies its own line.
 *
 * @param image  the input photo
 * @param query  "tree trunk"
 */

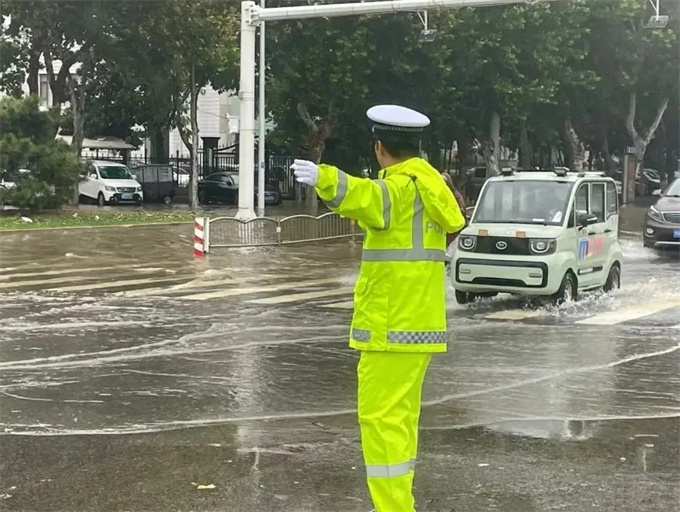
xmin=304 ymin=141 xmax=324 ymax=216
xmin=188 ymin=64 xmax=199 ymax=212
xmin=481 ymin=111 xmax=500 ymax=176
xmin=519 ymin=118 xmax=532 ymax=168
xmin=625 ymin=91 xmax=669 ymax=174
xmin=296 ymin=101 xmax=336 ymax=216
xmin=148 ymin=129 xmax=169 ymax=164
xmin=67 ymin=54 xmax=92 ymax=208
xmin=27 ymin=49 xmax=41 ymax=96
xmin=456 ymin=133 xmax=471 ymax=174
xmin=563 ymin=118 xmax=586 ymax=171
xmin=43 ymin=51 xmax=68 ymax=106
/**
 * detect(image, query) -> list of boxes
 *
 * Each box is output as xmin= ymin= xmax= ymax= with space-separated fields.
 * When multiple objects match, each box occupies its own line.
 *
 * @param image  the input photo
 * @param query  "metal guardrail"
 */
xmin=206 ymin=212 xmax=361 ymax=249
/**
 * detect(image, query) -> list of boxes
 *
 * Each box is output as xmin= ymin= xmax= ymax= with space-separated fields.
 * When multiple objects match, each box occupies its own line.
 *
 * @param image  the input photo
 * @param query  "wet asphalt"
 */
xmin=0 ymin=203 xmax=678 ymax=512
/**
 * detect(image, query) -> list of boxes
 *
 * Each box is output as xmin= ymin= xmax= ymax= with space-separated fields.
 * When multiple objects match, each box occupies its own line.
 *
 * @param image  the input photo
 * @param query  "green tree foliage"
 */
xmin=265 ymin=0 xmax=678 ymax=176
xmin=71 ymin=0 xmax=239 ymax=160
xmin=0 ymin=97 xmax=82 ymax=209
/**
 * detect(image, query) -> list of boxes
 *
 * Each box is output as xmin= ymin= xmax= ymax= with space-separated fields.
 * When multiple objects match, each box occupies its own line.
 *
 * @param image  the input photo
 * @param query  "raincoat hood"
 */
xmin=382 ymin=157 xmax=463 ymax=232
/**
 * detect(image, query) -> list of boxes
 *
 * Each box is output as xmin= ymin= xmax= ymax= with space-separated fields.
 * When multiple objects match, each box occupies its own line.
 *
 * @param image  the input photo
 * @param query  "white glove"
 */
xmin=291 ymin=159 xmax=319 ymax=186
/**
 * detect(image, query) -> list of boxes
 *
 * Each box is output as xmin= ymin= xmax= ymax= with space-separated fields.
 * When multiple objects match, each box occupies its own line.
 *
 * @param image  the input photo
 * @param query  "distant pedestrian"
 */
xmin=291 ymin=105 xmax=466 ymax=512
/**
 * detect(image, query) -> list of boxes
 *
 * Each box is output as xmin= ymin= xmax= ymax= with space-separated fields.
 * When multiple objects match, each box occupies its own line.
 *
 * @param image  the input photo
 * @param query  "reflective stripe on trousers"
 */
xmin=366 ymin=458 xmax=417 ymax=477
xmin=351 ymin=328 xmax=447 ymax=344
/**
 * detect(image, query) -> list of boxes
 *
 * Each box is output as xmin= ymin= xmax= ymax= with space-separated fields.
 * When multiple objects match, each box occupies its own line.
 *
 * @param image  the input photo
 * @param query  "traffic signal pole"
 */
xmin=236 ymin=0 xmax=561 ymax=220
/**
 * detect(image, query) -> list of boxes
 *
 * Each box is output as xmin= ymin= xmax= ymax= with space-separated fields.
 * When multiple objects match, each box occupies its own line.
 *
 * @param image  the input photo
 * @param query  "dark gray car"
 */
xmin=643 ymin=178 xmax=680 ymax=249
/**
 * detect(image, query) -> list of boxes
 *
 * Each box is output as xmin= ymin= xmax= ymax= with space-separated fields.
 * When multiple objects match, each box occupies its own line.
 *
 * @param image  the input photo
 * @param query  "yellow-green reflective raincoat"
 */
xmin=315 ymin=157 xmax=465 ymax=353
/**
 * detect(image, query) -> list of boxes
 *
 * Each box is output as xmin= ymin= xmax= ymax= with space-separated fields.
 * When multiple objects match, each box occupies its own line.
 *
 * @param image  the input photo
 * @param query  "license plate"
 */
xmin=673 ymin=229 xmax=680 ymax=239
xmin=121 ymin=193 xmax=133 ymax=200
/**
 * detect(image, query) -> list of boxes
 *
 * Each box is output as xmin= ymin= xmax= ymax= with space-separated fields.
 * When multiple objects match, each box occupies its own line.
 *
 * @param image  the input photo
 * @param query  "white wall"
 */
xmin=137 ymin=85 xmax=241 ymax=159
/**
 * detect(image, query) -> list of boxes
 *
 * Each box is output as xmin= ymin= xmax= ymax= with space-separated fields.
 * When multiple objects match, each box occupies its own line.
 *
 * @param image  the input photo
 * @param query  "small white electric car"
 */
xmin=451 ymin=167 xmax=623 ymax=305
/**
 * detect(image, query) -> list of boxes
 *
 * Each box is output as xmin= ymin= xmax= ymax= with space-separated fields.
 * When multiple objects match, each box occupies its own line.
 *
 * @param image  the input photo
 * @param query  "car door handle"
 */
xmin=587 ymin=231 xmax=595 ymax=236
xmin=603 ymin=228 xmax=612 ymax=233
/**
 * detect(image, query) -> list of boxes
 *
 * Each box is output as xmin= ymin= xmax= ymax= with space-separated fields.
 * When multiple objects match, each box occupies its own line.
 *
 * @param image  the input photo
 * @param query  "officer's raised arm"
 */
xmin=291 ymin=159 xmax=396 ymax=230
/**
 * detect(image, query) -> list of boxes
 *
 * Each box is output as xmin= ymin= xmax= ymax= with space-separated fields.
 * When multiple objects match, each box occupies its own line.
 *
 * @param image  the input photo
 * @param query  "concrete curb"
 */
xmin=0 ymin=220 xmax=195 ymax=234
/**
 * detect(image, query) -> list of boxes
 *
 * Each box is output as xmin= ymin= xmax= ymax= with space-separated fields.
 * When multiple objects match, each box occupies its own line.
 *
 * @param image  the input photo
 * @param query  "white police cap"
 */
xmin=367 ymin=104 xmax=430 ymax=133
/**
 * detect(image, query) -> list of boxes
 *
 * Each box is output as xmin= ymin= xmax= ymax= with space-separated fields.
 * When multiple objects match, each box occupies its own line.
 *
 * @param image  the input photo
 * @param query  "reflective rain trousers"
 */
xmin=358 ymin=351 xmax=432 ymax=512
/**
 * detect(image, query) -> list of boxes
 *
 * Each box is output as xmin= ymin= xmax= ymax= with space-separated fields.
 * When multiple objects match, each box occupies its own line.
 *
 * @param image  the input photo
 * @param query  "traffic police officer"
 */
xmin=291 ymin=105 xmax=466 ymax=512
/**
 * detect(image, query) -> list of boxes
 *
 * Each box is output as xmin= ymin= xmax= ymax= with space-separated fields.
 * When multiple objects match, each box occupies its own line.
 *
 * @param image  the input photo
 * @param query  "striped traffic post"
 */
xmin=194 ymin=217 xmax=207 ymax=257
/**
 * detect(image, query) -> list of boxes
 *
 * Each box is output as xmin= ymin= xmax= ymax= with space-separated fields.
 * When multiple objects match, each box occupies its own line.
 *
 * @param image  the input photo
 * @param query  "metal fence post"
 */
xmin=276 ymin=221 xmax=282 ymax=245
xmin=203 ymin=217 xmax=211 ymax=254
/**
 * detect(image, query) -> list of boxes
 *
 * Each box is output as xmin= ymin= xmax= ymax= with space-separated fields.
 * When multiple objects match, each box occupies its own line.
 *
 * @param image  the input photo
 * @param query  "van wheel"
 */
xmin=97 ymin=193 xmax=106 ymax=207
xmin=455 ymin=290 xmax=475 ymax=305
xmin=551 ymin=271 xmax=577 ymax=305
xmin=603 ymin=264 xmax=621 ymax=293
xmin=163 ymin=195 xmax=172 ymax=205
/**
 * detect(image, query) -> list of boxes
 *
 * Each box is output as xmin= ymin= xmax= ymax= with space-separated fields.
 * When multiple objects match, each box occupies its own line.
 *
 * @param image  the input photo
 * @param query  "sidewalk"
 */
xmin=619 ymin=200 xmax=651 ymax=233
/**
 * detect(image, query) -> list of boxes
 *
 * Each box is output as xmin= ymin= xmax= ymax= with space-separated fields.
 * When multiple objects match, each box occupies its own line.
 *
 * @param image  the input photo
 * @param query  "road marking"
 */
xmin=671 ymin=324 xmax=680 ymax=330
xmin=484 ymin=309 xmax=542 ymax=321
xmin=320 ymin=300 xmax=354 ymax=310
xmin=247 ymin=287 xmax=354 ymax=305
xmin=121 ymin=274 xmax=283 ymax=297
xmin=0 ymin=264 xmax=156 ymax=281
xmin=180 ymin=278 xmax=345 ymax=301
xmin=576 ymin=299 xmax=680 ymax=326
xmin=483 ymin=309 xmax=539 ymax=321
xmin=47 ymin=276 xmax=191 ymax=292
xmin=0 ymin=268 xmax=165 ymax=290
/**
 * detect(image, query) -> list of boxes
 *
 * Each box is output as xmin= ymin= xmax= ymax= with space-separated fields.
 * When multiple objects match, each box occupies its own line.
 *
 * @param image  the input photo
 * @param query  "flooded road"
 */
xmin=0 ymin=209 xmax=679 ymax=512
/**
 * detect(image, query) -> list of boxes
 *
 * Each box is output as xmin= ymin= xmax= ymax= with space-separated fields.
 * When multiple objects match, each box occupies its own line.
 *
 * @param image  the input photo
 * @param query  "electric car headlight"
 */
xmin=529 ymin=238 xmax=556 ymax=255
xmin=458 ymin=235 xmax=477 ymax=251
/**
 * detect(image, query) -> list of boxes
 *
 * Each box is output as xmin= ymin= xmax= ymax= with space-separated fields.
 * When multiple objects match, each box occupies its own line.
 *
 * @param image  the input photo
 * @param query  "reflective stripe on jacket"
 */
xmin=315 ymin=157 xmax=466 ymax=353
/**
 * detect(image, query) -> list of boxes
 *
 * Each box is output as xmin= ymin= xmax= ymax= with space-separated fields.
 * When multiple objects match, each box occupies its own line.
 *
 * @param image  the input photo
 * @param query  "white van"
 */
xmin=451 ymin=167 xmax=623 ymax=305
xmin=79 ymin=160 xmax=143 ymax=206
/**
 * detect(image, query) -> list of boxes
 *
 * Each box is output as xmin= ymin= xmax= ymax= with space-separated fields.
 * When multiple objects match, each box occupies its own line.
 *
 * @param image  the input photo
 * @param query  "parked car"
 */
xmin=452 ymin=167 xmax=623 ymax=305
xmin=643 ymin=177 xmax=680 ymax=250
xmin=1 ymin=168 xmax=56 ymax=198
xmin=638 ymin=168 xmax=661 ymax=197
xmin=0 ymin=183 xmax=11 ymax=211
xmin=79 ymin=160 xmax=143 ymax=206
xmin=464 ymin=166 xmax=488 ymax=201
xmin=174 ymin=166 xmax=190 ymax=187
xmin=198 ymin=171 xmax=282 ymax=206
xmin=1 ymin=168 xmax=31 ymax=189
xmin=610 ymin=167 xmax=661 ymax=197
xmin=197 ymin=172 xmax=238 ymax=204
